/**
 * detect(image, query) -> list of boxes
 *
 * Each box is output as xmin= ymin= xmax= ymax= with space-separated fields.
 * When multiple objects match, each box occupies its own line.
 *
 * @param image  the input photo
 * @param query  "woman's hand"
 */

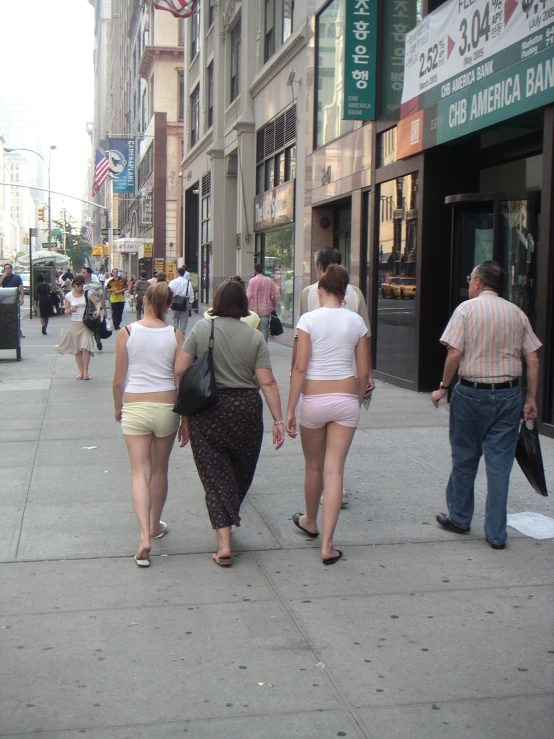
xmin=273 ymin=422 xmax=285 ymax=450
xmin=285 ymin=411 xmax=297 ymax=438
xmin=114 ymin=408 xmax=122 ymax=423
xmin=178 ymin=417 xmax=190 ymax=447
xmin=94 ymin=310 xmax=100 ymax=318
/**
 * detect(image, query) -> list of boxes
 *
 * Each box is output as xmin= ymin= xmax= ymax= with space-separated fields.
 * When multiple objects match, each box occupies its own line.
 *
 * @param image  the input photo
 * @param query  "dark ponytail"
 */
xmin=318 ymin=264 xmax=349 ymax=301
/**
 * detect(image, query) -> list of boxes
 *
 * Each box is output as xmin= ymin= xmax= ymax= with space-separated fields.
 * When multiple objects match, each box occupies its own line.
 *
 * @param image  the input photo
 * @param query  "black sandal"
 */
xmin=292 ymin=513 xmax=319 ymax=538
xmin=322 ymin=550 xmax=343 ymax=566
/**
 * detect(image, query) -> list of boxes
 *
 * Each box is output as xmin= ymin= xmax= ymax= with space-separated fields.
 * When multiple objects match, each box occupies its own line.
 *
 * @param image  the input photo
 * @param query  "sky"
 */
xmin=0 ymin=0 xmax=95 ymax=224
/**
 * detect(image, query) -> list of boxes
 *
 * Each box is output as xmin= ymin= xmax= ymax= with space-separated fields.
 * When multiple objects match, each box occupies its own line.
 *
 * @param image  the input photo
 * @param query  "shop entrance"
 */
xmin=446 ymin=192 xmax=541 ymax=327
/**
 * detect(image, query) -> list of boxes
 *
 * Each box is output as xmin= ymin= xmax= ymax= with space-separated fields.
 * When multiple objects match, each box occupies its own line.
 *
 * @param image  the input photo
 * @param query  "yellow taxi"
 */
xmin=381 ymin=276 xmax=416 ymax=300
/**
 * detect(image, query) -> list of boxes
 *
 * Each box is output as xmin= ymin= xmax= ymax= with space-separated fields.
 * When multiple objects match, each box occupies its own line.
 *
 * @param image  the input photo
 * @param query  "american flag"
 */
xmin=153 ymin=0 xmax=196 ymax=18
xmin=81 ymin=225 xmax=93 ymax=244
xmin=92 ymin=149 xmax=110 ymax=196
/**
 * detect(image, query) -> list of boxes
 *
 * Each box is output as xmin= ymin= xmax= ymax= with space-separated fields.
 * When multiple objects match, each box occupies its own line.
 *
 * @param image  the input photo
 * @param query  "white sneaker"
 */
xmin=320 ymin=489 xmax=349 ymax=508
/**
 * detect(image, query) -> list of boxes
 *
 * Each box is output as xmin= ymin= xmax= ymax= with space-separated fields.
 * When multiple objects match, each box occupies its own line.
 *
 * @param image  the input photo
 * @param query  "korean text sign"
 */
xmin=343 ymin=0 xmax=378 ymax=120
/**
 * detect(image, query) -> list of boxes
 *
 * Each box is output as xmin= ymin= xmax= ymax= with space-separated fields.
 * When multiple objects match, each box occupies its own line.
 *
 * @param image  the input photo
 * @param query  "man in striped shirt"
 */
xmin=431 ymin=260 xmax=541 ymax=550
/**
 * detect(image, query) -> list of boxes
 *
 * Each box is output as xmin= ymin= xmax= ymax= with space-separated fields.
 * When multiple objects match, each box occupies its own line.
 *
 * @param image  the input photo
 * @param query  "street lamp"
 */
xmin=3 ymin=144 xmax=56 ymax=244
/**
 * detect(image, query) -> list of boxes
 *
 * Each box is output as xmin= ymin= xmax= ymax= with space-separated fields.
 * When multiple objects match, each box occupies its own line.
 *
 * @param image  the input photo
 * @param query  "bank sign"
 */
xmin=343 ymin=0 xmax=378 ymax=120
xmin=398 ymin=0 xmax=554 ymax=157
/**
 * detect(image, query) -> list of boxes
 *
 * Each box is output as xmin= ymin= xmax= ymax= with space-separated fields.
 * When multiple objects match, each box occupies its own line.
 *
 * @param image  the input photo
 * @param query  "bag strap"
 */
xmin=209 ymin=316 xmax=215 ymax=349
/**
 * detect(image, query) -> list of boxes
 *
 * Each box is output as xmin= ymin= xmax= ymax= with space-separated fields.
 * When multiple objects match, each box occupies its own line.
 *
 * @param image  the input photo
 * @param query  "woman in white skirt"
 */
xmin=56 ymin=274 xmax=100 ymax=380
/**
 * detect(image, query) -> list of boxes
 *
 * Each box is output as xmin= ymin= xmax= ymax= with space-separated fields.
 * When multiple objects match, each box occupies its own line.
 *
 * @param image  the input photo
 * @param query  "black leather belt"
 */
xmin=460 ymin=377 xmax=519 ymax=390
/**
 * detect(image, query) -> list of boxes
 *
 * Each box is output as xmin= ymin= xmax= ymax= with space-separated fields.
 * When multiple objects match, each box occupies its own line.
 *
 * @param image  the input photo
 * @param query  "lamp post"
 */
xmin=3 ymin=144 xmax=56 ymax=244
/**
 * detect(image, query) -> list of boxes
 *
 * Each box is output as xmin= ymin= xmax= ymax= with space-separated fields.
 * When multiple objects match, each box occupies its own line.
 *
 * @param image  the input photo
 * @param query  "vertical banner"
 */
xmin=108 ymin=138 xmax=136 ymax=194
xmin=343 ymin=0 xmax=378 ymax=120
xmin=380 ymin=1 xmax=417 ymax=116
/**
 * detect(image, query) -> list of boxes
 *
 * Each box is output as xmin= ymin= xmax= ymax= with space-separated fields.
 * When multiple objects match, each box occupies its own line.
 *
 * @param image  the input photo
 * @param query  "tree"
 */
xmin=52 ymin=209 xmax=91 ymax=270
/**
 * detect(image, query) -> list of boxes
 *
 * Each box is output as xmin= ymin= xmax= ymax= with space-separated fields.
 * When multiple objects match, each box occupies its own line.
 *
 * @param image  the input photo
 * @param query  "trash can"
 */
xmin=0 ymin=287 xmax=22 ymax=360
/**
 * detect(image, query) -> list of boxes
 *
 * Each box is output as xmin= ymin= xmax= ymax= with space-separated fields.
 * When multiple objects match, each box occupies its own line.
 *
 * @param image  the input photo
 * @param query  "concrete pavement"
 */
xmin=1 ymin=308 xmax=553 ymax=738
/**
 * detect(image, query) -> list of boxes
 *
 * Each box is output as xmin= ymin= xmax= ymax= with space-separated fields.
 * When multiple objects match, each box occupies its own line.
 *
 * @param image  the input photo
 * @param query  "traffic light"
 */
xmin=38 ymin=206 xmax=46 ymax=221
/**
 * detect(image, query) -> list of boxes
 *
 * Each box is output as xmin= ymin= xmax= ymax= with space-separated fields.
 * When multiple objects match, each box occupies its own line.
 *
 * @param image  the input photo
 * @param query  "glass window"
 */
xmin=178 ymin=71 xmax=185 ymax=121
xmin=274 ymin=152 xmax=284 ymax=186
xmin=201 ymin=194 xmax=211 ymax=244
xmin=265 ymin=158 xmax=274 ymax=191
xmin=256 ymin=164 xmax=265 ymax=195
xmin=284 ymin=145 xmax=296 ymax=181
xmin=376 ymin=173 xmax=419 ymax=383
xmin=230 ymin=17 xmax=241 ymax=102
xmin=190 ymin=85 xmax=200 ymax=147
xmin=190 ymin=1 xmax=200 ymax=61
xmin=315 ymin=0 xmax=354 ymax=148
xmin=265 ymin=0 xmax=275 ymax=62
xmin=261 ymin=226 xmax=295 ymax=327
xmin=207 ymin=62 xmax=214 ymax=129
xmin=208 ymin=0 xmax=216 ymax=29
xmin=283 ymin=0 xmax=294 ymax=42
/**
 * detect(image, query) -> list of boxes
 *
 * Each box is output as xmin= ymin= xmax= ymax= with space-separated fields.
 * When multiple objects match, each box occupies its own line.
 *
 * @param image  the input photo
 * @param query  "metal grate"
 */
xmin=201 ymin=171 xmax=211 ymax=197
xmin=285 ymin=104 xmax=297 ymax=143
xmin=256 ymin=128 xmax=265 ymax=164
xmin=264 ymin=121 xmax=275 ymax=158
xmin=275 ymin=112 xmax=285 ymax=150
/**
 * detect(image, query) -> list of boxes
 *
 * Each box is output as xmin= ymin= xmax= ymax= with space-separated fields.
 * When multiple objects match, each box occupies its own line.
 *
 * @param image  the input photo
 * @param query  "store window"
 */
xmin=315 ymin=0 xmax=354 ymax=148
xmin=190 ymin=85 xmax=200 ymax=147
xmin=256 ymin=226 xmax=295 ymax=327
xmin=230 ymin=16 xmax=241 ymax=102
xmin=376 ymin=173 xmax=419 ymax=383
xmin=256 ymin=104 xmax=297 ymax=195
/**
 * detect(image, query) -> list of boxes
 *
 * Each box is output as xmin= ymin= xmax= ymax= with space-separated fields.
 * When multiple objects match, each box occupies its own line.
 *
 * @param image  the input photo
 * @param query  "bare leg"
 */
xmin=82 ymin=349 xmax=91 ymax=378
xmin=298 ymin=425 xmax=327 ymax=535
xmin=150 ymin=432 xmax=177 ymax=536
xmin=320 ymin=423 xmax=357 ymax=560
xmin=75 ymin=351 xmax=84 ymax=379
xmin=124 ymin=433 xmax=153 ymax=560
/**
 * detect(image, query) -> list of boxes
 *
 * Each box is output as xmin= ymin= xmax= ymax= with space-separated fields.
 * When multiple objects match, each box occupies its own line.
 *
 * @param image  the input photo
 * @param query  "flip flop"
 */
xmin=292 ymin=512 xmax=319 ymax=538
xmin=76 ymin=375 xmax=83 ymax=380
xmin=151 ymin=521 xmax=168 ymax=539
xmin=83 ymin=374 xmax=91 ymax=380
xmin=322 ymin=550 xmax=343 ymax=566
xmin=134 ymin=553 xmax=150 ymax=567
xmin=212 ymin=553 xmax=232 ymax=567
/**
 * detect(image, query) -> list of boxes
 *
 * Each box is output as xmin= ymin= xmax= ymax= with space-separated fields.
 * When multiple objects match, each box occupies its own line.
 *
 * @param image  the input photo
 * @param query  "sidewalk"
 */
xmin=1 ymin=310 xmax=553 ymax=738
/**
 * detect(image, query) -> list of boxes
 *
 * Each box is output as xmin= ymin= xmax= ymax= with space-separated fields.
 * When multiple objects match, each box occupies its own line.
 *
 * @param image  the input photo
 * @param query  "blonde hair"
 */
xmin=144 ymin=281 xmax=173 ymax=320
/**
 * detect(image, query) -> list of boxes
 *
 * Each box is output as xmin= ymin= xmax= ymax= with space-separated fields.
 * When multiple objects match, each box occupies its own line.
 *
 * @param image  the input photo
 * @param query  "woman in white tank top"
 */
xmin=286 ymin=265 xmax=370 ymax=566
xmin=113 ymin=282 xmax=184 ymax=567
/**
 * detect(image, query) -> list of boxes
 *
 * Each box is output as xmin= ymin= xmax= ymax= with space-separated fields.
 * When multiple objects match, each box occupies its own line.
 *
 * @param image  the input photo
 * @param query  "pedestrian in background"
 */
xmin=246 ymin=263 xmax=279 ymax=342
xmin=107 ymin=268 xmax=127 ymax=330
xmin=35 ymin=274 xmax=53 ymax=335
xmin=128 ymin=274 xmax=136 ymax=311
xmin=132 ymin=270 xmax=150 ymax=320
xmin=175 ymin=279 xmax=284 ymax=567
xmin=432 ymin=260 xmax=542 ymax=550
xmin=204 ymin=276 xmax=261 ymax=330
xmin=168 ymin=266 xmax=194 ymax=335
xmin=56 ymin=274 xmax=100 ymax=380
xmin=82 ymin=266 xmax=107 ymax=350
xmin=291 ymin=247 xmax=375 ymax=510
xmin=286 ymin=265 xmax=370 ymax=565
xmin=112 ymin=281 xmax=184 ymax=568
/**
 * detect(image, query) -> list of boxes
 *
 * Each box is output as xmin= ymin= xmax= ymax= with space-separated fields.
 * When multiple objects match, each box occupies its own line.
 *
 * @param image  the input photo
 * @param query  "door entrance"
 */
xmin=446 ymin=192 xmax=541 ymax=326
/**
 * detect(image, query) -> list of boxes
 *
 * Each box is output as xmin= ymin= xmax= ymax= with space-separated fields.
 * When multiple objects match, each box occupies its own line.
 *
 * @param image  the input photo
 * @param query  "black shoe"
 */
xmin=486 ymin=537 xmax=506 ymax=550
xmin=42 ymin=327 xmax=46 ymax=335
xmin=436 ymin=513 xmax=470 ymax=535
xmin=96 ymin=340 xmax=103 ymax=351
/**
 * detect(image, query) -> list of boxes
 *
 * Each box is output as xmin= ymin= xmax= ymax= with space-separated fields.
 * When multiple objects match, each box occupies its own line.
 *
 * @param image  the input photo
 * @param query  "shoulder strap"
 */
xmin=125 ymin=326 xmax=130 ymax=336
xmin=209 ymin=316 xmax=215 ymax=348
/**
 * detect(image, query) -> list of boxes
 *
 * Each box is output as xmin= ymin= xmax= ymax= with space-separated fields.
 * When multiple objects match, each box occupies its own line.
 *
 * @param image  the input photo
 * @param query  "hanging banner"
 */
xmin=398 ymin=0 xmax=554 ymax=157
xmin=108 ymin=138 xmax=136 ymax=194
xmin=401 ymin=0 xmax=554 ymax=116
xmin=343 ymin=0 xmax=378 ymax=120
xmin=380 ymin=1 xmax=418 ymax=116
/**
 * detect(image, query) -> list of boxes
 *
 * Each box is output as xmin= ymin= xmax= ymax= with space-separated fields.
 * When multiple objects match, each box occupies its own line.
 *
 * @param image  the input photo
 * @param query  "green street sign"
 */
xmin=343 ymin=0 xmax=378 ymax=120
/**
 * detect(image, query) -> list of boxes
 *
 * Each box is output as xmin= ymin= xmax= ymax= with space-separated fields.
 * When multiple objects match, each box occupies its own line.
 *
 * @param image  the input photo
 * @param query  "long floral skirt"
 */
xmin=56 ymin=321 xmax=95 ymax=355
xmin=188 ymin=389 xmax=264 ymax=529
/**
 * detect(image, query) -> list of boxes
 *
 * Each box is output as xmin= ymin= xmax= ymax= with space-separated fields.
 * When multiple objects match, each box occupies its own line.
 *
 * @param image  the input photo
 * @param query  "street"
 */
xmin=0 ymin=310 xmax=553 ymax=739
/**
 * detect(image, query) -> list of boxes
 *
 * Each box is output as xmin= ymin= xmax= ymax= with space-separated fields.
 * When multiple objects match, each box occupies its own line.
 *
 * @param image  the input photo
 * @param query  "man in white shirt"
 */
xmin=168 ymin=267 xmax=194 ymax=334
xmin=291 ymin=247 xmax=375 ymax=508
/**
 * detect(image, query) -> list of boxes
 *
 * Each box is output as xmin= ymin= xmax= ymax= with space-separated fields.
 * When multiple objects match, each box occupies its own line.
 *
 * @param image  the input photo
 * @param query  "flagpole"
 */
xmin=108 ymin=178 xmax=113 ymax=272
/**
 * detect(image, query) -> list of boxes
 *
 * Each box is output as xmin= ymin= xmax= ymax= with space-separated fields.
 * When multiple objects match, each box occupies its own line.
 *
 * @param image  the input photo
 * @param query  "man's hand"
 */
xmin=524 ymin=400 xmax=537 ymax=420
xmin=431 ymin=388 xmax=448 ymax=408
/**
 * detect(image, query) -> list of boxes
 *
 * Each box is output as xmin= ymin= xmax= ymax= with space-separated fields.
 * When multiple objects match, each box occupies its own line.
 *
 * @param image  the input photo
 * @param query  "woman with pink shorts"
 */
xmin=286 ymin=264 xmax=371 ymax=565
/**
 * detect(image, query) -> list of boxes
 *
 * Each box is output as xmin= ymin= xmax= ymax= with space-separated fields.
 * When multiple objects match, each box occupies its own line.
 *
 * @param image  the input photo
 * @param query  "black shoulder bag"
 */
xmin=171 ymin=281 xmax=190 ymax=311
xmin=82 ymin=291 xmax=101 ymax=332
xmin=174 ymin=319 xmax=218 ymax=416
xmin=269 ymin=310 xmax=284 ymax=336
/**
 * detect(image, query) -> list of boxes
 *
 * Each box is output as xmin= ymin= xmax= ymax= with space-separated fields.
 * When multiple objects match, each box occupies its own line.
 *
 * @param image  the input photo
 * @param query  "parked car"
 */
xmin=20 ymin=273 xmax=31 ymax=294
xmin=381 ymin=276 xmax=416 ymax=299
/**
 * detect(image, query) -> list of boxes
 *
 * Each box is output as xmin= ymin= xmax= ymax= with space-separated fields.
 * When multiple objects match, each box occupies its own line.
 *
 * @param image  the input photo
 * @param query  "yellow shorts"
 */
xmin=121 ymin=402 xmax=180 ymax=437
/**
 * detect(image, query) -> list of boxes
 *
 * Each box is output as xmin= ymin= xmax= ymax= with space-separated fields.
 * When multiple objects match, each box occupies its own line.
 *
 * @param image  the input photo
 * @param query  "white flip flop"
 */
xmin=151 ymin=521 xmax=168 ymax=539
xmin=134 ymin=554 xmax=150 ymax=567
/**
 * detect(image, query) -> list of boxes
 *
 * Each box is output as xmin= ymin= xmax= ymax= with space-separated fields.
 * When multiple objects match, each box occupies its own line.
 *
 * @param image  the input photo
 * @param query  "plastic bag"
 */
xmin=515 ymin=420 xmax=548 ymax=497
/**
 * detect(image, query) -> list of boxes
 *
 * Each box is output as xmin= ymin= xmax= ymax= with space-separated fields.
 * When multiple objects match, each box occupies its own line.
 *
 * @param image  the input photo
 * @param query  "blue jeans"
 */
xmin=446 ymin=382 xmax=521 ymax=545
xmin=259 ymin=314 xmax=270 ymax=343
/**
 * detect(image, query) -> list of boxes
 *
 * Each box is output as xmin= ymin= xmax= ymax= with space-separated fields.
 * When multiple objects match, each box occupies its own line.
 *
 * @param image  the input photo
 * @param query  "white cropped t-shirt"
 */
xmin=296 ymin=307 xmax=367 ymax=380
xmin=124 ymin=323 xmax=177 ymax=393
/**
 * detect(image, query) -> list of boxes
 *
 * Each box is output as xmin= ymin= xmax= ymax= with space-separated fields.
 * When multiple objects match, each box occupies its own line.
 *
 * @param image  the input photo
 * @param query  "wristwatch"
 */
xmin=440 ymin=381 xmax=450 ymax=390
